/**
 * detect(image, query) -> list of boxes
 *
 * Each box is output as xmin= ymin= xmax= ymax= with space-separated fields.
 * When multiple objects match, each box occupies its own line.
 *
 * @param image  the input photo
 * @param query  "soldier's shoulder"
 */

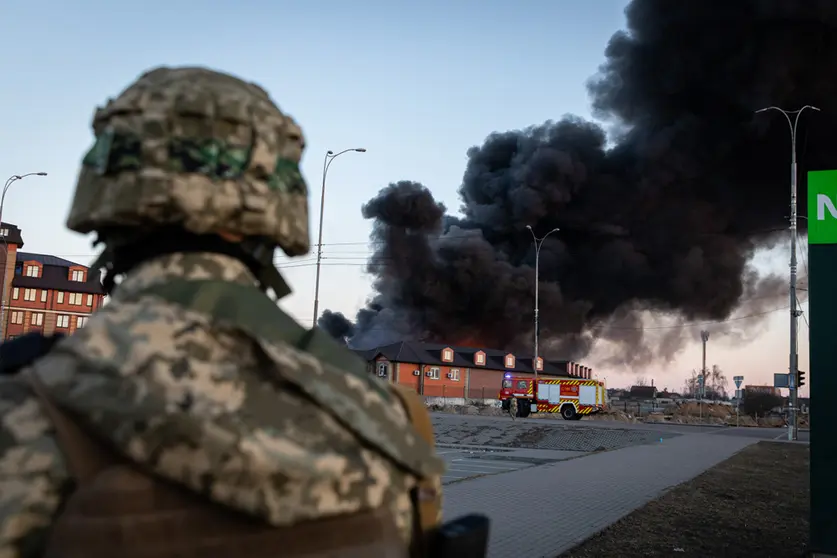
xmin=0 ymin=375 xmax=72 ymax=558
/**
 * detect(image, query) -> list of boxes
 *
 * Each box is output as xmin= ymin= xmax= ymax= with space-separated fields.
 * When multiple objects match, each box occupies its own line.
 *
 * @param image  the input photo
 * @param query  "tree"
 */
xmin=707 ymin=364 xmax=728 ymax=400
xmin=634 ymin=376 xmax=649 ymax=387
xmin=682 ymin=365 xmax=729 ymax=400
xmin=740 ymin=391 xmax=783 ymax=417
xmin=683 ymin=370 xmax=700 ymax=398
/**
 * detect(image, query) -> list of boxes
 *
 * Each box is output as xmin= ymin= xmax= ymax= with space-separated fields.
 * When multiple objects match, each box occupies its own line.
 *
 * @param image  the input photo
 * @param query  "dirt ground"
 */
xmin=560 ymin=441 xmax=810 ymax=558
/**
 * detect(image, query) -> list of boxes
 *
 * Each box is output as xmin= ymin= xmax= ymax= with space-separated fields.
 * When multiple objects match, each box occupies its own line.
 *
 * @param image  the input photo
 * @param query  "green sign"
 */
xmin=807 ymin=170 xmax=837 ymax=244
xmin=808 ymin=170 xmax=837 ymax=554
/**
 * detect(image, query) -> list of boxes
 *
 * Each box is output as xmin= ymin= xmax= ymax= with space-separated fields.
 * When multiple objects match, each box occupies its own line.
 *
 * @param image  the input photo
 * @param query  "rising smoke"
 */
xmin=318 ymin=0 xmax=836 ymax=367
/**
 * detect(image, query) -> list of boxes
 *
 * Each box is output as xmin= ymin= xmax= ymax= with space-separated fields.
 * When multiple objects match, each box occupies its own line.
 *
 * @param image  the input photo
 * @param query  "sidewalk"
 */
xmin=442 ymin=432 xmax=757 ymax=558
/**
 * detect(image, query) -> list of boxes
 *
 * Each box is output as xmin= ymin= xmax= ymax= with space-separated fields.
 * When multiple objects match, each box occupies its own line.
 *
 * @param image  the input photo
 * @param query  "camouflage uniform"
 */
xmin=0 ymin=67 xmax=443 ymax=558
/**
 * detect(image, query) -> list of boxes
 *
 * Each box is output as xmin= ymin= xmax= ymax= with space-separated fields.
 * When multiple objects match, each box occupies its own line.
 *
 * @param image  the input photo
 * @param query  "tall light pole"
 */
xmin=756 ymin=105 xmax=819 ymax=442
xmin=526 ymin=225 xmax=560 ymax=383
xmin=700 ymin=330 xmax=710 ymax=399
xmin=0 ymin=172 xmax=48 ymax=342
xmin=312 ymin=148 xmax=366 ymax=326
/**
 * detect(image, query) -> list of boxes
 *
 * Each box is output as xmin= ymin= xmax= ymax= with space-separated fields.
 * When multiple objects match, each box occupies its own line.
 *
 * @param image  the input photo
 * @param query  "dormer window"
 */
xmin=0 ymin=228 xmax=8 ymax=236
xmin=504 ymin=354 xmax=515 ymax=368
xmin=474 ymin=351 xmax=486 ymax=366
xmin=441 ymin=347 xmax=454 ymax=363
xmin=71 ymin=270 xmax=85 ymax=282
xmin=25 ymin=265 xmax=38 ymax=277
xmin=535 ymin=357 xmax=544 ymax=371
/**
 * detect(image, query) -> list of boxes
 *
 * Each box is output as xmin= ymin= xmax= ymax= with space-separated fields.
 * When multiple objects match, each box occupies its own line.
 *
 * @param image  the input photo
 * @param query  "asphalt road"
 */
xmin=430 ymin=412 xmax=810 ymax=483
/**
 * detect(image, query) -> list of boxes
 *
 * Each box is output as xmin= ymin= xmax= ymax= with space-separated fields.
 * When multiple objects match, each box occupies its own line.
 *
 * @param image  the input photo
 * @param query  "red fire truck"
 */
xmin=498 ymin=373 xmax=607 ymax=420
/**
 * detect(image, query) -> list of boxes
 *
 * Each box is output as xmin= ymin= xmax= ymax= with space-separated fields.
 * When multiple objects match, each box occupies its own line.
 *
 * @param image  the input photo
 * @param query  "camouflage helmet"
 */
xmin=66 ymin=66 xmax=309 ymax=257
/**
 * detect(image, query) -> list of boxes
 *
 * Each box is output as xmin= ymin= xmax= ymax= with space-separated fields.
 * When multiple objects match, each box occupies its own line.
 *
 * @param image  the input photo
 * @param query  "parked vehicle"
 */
xmin=498 ymin=373 xmax=607 ymax=420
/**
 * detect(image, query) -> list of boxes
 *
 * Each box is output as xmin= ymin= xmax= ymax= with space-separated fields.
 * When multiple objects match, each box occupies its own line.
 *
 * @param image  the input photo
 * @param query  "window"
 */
xmin=56 ymin=315 xmax=70 ymax=328
xmin=474 ymin=351 xmax=486 ymax=366
xmin=504 ymin=354 xmax=516 ymax=368
xmin=517 ymin=380 xmax=528 ymax=390
xmin=76 ymin=316 xmax=88 ymax=328
xmin=441 ymin=347 xmax=454 ymax=362
xmin=56 ymin=292 xmax=64 ymax=304
xmin=12 ymin=287 xmax=18 ymax=300
xmin=10 ymin=311 xmax=23 ymax=325
xmin=41 ymin=290 xmax=47 ymax=302
xmin=23 ymin=288 xmax=36 ymax=302
xmin=0 ymin=228 xmax=8 ymax=237
xmin=534 ymin=357 xmax=543 ymax=371
xmin=502 ymin=379 xmax=512 ymax=389
xmin=71 ymin=270 xmax=84 ymax=282
xmin=427 ymin=367 xmax=440 ymax=380
xmin=86 ymin=294 xmax=93 ymax=306
xmin=69 ymin=293 xmax=83 ymax=305
xmin=449 ymin=368 xmax=460 ymax=381
xmin=376 ymin=362 xmax=389 ymax=377
xmin=31 ymin=313 xmax=44 ymax=326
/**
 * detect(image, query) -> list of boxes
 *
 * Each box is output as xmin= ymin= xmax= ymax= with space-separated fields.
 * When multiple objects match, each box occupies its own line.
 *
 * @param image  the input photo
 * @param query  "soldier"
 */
xmin=0 ymin=66 xmax=467 ymax=557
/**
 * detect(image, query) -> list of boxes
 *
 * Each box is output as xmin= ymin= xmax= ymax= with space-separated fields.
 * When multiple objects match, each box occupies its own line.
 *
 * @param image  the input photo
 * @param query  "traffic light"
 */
xmin=798 ymin=370 xmax=805 ymax=388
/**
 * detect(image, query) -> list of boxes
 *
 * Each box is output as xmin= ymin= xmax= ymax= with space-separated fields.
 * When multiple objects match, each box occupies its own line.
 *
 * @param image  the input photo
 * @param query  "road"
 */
xmin=431 ymin=412 xmax=808 ymax=484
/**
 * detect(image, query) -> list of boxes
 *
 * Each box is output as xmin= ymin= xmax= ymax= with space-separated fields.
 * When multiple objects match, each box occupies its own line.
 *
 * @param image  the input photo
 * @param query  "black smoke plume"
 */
xmin=319 ymin=0 xmax=835 ymax=366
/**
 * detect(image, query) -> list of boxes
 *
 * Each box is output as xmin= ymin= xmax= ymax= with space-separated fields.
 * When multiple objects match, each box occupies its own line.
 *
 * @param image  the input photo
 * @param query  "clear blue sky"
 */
xmin=0 ymin=0 xmax=806 ymax=392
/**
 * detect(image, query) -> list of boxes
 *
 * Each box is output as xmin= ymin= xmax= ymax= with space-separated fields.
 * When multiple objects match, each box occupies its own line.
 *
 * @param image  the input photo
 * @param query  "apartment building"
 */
xmin=0 ymin=222 xmax=105 ymax=340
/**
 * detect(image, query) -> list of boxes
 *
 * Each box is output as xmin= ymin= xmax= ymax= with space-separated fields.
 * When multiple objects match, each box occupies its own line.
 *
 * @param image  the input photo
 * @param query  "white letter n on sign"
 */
xmin=817 ymin=194 xmax=837 ymax=221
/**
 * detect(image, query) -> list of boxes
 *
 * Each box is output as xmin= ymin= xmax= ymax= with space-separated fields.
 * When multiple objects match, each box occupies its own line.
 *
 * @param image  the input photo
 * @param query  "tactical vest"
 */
xmin=26 ymin=279 xmax=446 ymax=558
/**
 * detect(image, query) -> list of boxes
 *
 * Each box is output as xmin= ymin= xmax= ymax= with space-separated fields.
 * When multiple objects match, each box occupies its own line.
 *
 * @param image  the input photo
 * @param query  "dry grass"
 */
xmin=560 ymin=441 xmax=810 ymax=558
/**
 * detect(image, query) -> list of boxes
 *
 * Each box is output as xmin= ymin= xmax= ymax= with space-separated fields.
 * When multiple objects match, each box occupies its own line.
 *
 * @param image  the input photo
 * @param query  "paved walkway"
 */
xmin=442 ymin=431 xmax=757 ymax=558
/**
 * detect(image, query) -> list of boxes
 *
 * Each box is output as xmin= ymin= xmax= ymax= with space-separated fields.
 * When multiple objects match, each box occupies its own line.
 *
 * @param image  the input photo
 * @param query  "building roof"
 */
xmin=0 ymin=222 xmax=24 ymax=247
xmin=13 ymin=251 xmax=105 ymax=295
xmin=17 ymin=252 xmax=83 ymax=268
xmin=629 ymin=385 xmax=657 ymax=399
xmin=352 ymin=340 xmax=579 ymax=376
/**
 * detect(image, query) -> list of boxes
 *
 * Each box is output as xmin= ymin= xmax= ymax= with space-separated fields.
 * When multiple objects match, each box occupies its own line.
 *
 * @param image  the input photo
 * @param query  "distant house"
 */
xmin=352 ymin=340 xmax=593 ymax=398
xmin=628 ymin=385 xmax=657 ymax=400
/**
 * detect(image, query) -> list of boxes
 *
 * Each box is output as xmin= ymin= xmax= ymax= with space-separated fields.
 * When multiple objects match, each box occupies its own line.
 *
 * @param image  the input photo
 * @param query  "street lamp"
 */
xmin=0 ymin=172 xmax=48 ymax=342
xmin=755 ymin=104 xmax=819 ymax=442
xmin=526 ymin=225 xmax=560 ymax=383
xmin=312 ymin=148 xmax=366 ymax=326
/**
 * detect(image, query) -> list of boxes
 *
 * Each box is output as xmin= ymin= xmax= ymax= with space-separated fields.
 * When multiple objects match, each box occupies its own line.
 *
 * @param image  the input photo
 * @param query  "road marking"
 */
xmin=773 ymin=431 xmax=789 ymax=440
xmin=450 ymin=460 xmax=521 ymax=471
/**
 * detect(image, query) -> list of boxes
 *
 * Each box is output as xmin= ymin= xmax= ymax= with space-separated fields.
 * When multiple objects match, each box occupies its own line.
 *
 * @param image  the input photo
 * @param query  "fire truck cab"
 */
xmin=499 ymin=373 xmax=607 ymax=420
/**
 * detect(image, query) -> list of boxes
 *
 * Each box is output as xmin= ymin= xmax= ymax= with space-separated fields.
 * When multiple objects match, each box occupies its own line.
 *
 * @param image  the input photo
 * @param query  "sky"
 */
xmin=0 ymin=0 xmax=808 ymax=395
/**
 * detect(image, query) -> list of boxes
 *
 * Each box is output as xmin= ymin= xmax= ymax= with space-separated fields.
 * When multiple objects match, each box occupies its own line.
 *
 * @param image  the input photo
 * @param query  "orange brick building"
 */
xmin=0 ymin=222 xmax=105 ymax=340
xmin=354 ymin=341 xmax=593 ymax=399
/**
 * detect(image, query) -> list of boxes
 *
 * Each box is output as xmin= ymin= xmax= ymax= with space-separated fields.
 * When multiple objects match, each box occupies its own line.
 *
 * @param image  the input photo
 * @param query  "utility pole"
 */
xmin=756 ymin=105 xmax=820 ymax=442
xmin=700 ymin=330 xmax=710 ymax=399
xmin=312 ymin=148 xmax=366 ymax=327
xmin=526 ymin=225 xmax=560 ymax=383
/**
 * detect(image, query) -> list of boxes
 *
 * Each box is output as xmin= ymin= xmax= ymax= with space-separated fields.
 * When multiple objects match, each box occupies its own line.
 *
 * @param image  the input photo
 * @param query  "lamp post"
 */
xmin=312 ymin=148 xmax=366 ymax=326
xmin=756 ymin=104 xmax=819 ymax=441
xmin=526 ymin=225 xmax=560 ymax=383
xmin=0 ymin=172 xmax=48 ymax=342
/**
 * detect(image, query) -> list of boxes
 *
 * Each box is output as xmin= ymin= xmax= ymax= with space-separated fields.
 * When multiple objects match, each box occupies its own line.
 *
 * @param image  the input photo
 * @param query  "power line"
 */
xmin=34 ymin=223 xmax=806 ymax=261
xmin=302 ymin=302 xmax=795 ymax=333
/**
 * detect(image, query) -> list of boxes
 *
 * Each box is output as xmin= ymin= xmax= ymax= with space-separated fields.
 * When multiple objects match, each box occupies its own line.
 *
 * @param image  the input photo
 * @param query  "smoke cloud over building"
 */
xmin=318 ymin=0 xmax=835 ymax=366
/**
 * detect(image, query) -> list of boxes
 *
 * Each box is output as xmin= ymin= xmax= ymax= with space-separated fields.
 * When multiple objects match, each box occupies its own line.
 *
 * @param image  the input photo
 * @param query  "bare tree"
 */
xmin=683 ymin=369 xmax=700 ymax=398
xmin=708 ymin=364 xmax=728 ymax=400
xmin=634 ymin=376 xmax=649 ymax=387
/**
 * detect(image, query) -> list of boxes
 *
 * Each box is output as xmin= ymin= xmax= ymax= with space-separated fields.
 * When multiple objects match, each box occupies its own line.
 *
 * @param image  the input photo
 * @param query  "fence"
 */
xmin=400 ymin=384 xmax=501 ymax=407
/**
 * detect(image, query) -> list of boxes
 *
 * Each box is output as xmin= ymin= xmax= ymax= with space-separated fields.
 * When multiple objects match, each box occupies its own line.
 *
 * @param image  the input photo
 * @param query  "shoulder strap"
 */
xmin=128 ymin=279 xmax=389 ymax=400
xmin=389 ymin=384 xmax=442 ymax=533
xmin=26 ymin=372 xmax=118 ymax=485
